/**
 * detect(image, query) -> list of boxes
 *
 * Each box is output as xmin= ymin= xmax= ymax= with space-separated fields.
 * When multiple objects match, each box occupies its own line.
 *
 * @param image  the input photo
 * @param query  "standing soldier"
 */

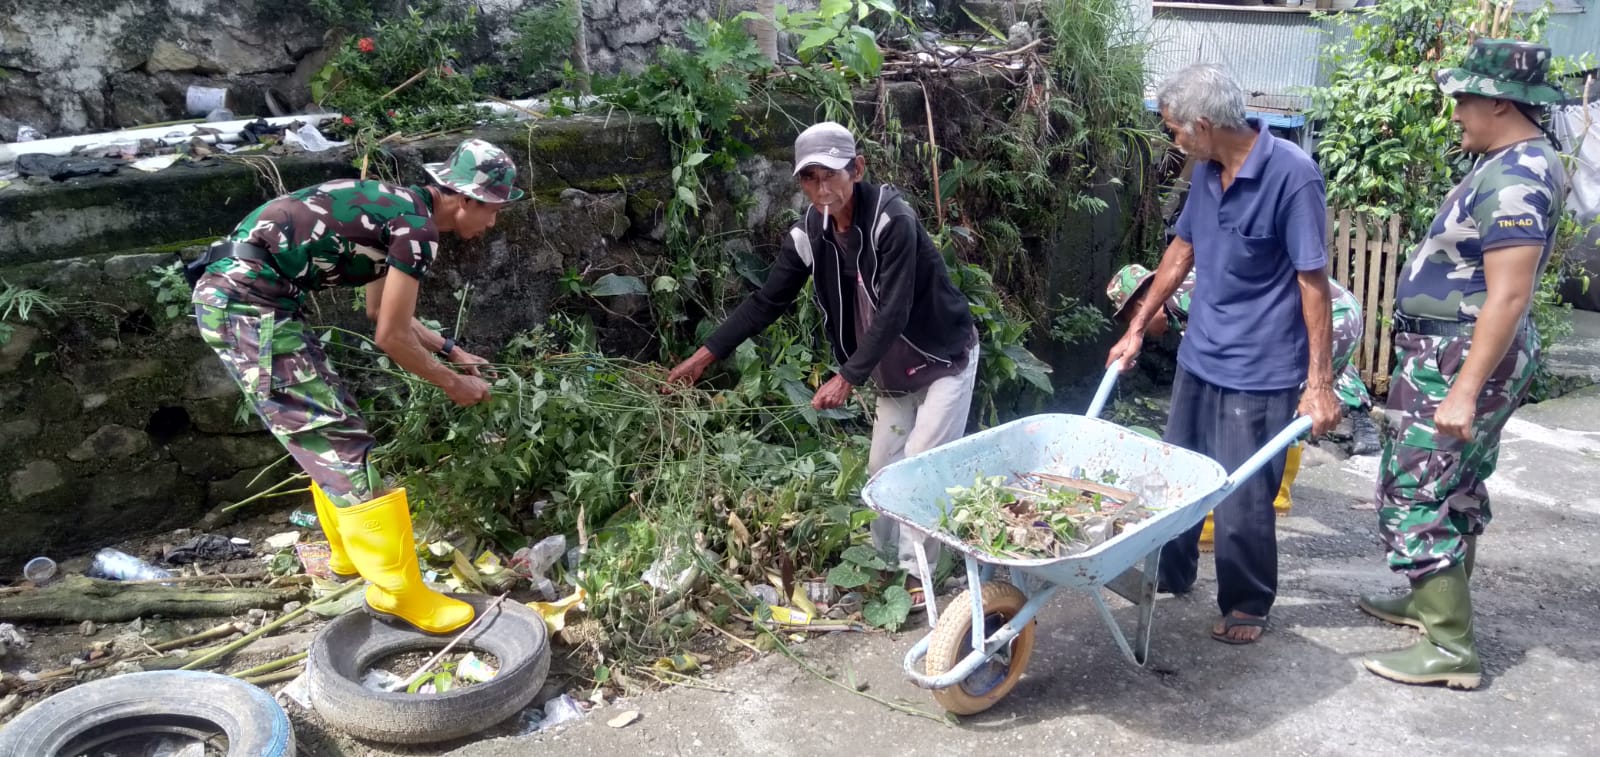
xmin=1105 ymin=264 xmax=1379 ymax=549
xmin=1359 ymin=39 xmax=1567 ymax=689
xmin=190 ymin=139 xmax=525 ymax=634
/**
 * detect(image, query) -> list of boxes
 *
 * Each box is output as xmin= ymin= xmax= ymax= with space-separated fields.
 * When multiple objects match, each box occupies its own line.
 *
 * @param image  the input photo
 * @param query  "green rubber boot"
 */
xmin=1362 ymin=563 xmax=1482 ymax=689
xmin=1358 ymin=536 xmax=1475 ymax=629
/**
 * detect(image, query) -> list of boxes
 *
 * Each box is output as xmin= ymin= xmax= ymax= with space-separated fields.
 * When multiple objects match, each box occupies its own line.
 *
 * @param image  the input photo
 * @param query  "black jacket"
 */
xmin=705 ymin=182 xmax=975 ymax=386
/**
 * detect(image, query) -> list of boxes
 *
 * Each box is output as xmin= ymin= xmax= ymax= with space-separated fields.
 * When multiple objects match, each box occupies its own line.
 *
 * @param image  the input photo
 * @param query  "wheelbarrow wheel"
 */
xmin=924 ymin=581 xmax=1036 ymax=715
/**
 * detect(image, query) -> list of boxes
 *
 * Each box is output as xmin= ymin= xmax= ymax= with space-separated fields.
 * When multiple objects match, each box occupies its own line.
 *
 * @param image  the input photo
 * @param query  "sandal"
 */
xmin=906 ymin=585 xmax=927 ymax=614
xmin=1210 ymin=613 xmax=1268 ymax=645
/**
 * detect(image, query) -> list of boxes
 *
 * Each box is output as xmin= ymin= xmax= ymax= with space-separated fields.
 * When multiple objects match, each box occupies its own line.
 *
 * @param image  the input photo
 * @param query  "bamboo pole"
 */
xmin=152 ymin=622 xmax=246 ymax=651
xmin=231 ymin=651 xmax=308 ymax=679
xmin=180 ymin=580 xmax=363 ymax=671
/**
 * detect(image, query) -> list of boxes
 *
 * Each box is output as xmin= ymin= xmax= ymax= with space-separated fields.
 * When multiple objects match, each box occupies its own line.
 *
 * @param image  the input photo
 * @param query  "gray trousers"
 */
xmin=867 ymin=344 xmax=980 ymax=572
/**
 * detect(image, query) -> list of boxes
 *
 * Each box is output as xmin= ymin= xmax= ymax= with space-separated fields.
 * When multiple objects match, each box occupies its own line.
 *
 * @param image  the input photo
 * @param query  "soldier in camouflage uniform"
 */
xmin=1107 ymin=264 xmax=1378 ymax=550
xmin=192 ymin=138 xmax=526 ymax=635
xmin=1358 ymin=39 xmax=1567 ymax=689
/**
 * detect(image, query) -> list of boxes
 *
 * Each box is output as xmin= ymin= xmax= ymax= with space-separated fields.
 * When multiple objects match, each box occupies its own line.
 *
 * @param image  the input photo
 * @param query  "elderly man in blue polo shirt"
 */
xmin=1108 ymin=64 xmax=1342 ymax=645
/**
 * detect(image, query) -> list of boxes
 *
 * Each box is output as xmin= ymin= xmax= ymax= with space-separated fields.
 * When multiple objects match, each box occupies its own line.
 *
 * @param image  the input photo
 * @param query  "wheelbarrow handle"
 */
xmin=1218 ymin=415 xmax=1315 ymax=495
xmin=1085 ymin=359 xmax=1123 ymax=420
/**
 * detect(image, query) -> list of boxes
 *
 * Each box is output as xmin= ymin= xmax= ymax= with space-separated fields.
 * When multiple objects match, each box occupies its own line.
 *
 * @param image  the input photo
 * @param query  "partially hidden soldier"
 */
xmin=1106 ymin=264 xmax=1380 ymax=551
xmin=190 ymin=138 xmax=526 ymax=634
xmin=1358 ymin=39 xmax=1568 ymax=689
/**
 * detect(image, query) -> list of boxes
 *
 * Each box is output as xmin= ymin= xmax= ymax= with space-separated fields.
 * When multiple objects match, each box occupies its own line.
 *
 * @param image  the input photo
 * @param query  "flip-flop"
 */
xmin=1210 ymin=614 xmax=1268 ymax=645
xmin=906 ymin=586 xmax=927 ymax=614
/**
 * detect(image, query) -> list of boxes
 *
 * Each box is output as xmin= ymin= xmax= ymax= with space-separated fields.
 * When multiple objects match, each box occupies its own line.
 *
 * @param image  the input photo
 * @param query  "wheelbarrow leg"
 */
xmin=1094 ymin=549 xmax=1161 ymax=666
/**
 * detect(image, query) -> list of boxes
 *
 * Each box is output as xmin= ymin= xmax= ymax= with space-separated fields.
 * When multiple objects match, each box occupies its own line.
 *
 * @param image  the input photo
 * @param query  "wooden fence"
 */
xmin=1327 ymin=209 xmax=1404 ymax=394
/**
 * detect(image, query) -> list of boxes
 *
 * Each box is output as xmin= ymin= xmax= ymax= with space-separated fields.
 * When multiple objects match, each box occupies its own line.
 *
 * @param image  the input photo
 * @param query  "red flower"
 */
xmin=387 ymin=110 xmax=397 ymax=117
xmin=440 ymin=64 xmax=455 ymax=77
xmin=341 ymin=116 xmax=354 ymax=126
xmin=357 ymin=37 xmax=376 ymax=54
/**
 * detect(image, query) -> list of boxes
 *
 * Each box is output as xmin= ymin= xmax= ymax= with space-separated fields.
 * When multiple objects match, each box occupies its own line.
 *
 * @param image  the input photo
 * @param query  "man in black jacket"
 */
xmin=666 ymin=121 xmax=978 ymax=608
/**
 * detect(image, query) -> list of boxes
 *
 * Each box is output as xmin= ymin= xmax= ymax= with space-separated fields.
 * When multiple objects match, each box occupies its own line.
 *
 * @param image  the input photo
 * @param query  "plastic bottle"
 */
xmin=89 ymin=548 xmax=174 ymax=581
xmin=289 ymin=509 xmax=319 ymax=529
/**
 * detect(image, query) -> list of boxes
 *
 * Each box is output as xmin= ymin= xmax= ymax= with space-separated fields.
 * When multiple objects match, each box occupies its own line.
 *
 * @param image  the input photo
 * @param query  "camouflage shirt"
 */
xmin=1397 ymin=138 xmax=1566 ymax=322
xmin=197 ymin=179 xmax=440 ymax=310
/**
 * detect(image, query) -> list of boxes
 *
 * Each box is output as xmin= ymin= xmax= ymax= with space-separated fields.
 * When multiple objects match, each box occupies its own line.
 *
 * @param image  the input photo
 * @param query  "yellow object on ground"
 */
xmin=528 ymin=587 xmax=588 ymax=634
xmin=337 ymin=488 xmax=475 ymax=635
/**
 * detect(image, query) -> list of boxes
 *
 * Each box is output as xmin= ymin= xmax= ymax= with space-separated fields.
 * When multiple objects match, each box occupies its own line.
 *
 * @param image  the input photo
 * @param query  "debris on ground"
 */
xmin=164 ymin=534 xmax=253 ymax=565
xmin=939 ymin=472 xmax=1152 ymax=560
xmin=262 ymin=531 xmax=301 ymax=552
xmin=88 ymin=548 xmax=172 ymax=581
xmin=607 ymin=709 xmax=641 ymax=728
xmin=0 ymin=624 xmax=26 ymax=656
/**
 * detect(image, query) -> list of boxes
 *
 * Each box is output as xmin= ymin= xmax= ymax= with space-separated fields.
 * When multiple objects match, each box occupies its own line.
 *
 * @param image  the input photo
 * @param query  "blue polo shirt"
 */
xmin=1174 ymin=119 xmax=1328 ymax=392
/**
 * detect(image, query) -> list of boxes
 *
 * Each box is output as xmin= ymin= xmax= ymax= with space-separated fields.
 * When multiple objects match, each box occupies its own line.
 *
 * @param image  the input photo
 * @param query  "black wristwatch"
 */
xmin=437 ymin=336 xmax=455 ymax=360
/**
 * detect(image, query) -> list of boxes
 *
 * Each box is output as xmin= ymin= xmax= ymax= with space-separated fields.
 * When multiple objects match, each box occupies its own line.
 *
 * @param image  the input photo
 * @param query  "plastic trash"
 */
xmin=284 ymin=122 xmax=345 ymax=152
xmin=15 ymin=125 xmax=43 ymax=142
xmin=185 ymin=85 xmax=229 ymax=117
xmin=510 ymin=535 xmax=566 ymax=599
xmin=457 ymin=652 xmax=497 ymax=683
xmin=0 ymin=623 xmax=27 ymax=656
xmin=147 ymin=736 xmax=205 ymax=757
xmin=164 ymin=533 xmax=252 ymax=564
xmin=289 ymin=509 xmax=319 ymax=529
xmin=205 ymin=108 xmax=236 ymax=123
xmin=23 ymin=556 xmax=57 ymax=585
xmin=361 ymin=669 xmax=406 ymax=692
xmin=747 ymin=583 xmax=780 ymax=608
xmin=89 ymin=548 xmax=174 ymax=581
xmin=541 ymin=694 xmax=585 ymax=730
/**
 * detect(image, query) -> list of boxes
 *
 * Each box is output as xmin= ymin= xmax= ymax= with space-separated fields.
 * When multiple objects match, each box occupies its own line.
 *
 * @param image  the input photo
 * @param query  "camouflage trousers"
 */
xmin=1376 ymin=327 xmax=1538 ymax=580
xmin=1332 ymin=309 xmax=1371 ymax=410
xmin=194 ymin=297 xmax=379 ymax=508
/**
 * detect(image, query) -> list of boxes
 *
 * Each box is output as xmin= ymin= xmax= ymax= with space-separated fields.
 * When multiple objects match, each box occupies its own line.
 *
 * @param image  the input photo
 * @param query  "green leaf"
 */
xmin=819 ymin=0 xmax=851 ymax=20
xmin=798 ymin=25 xmax=839 ymax=55
xmin=1003 ymin=344 xmax=1053 ymax=393
xmin=651 ymin=275 xmax=679 ymax=293
xmin=863 ymin=586 xmax=912 ymax=630
xmin=841 ymin=544 xmax=888 ymax=570
xmin=675 ymin=185 xmax=700 ymax=209
xmin=683 ymin=151 xmax=710 ymax=167
xmin=589 ymin=273 xmax=648 ymax=297
xmin=826 ymin=562 xmax=871 ymax=589
xmin=962 ymin=7 xmax=1008 ymax=42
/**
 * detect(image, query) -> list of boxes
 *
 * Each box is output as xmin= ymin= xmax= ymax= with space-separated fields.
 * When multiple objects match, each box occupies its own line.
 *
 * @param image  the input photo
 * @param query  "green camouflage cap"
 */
xmin=1436 ymin=38 xmax=1566 ymax=106
xmin=423 ymin=138 xmax=526 ymax=204
xmin=1106 ymin=264 xmax=1157 ymax=321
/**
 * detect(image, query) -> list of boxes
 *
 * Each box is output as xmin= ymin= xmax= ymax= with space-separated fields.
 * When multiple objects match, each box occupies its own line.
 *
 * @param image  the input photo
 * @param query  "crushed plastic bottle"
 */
xmin=540 ymin=694 xmax=585 ymax=730
xmin=288 ymin=509 xmax=319 ymax=529
xmin=89 ymin=548 xmax=174 ymax=582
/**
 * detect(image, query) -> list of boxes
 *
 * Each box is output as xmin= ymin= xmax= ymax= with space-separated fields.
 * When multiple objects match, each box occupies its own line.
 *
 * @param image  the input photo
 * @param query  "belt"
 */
xmin=1392 ymin=314 xmax=1472 ymax=337
xmin=204 ymin=240 xmax=275 ymax=267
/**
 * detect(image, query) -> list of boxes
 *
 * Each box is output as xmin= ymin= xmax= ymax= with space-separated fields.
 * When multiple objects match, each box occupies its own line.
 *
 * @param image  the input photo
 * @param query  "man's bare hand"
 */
xmin=449 ymin=347 xmax=490 ymax=378
xmin=445 ymin=374 xmax=491 ymax=407
xmin=812 ymin=374 xmax=853 ymax=410
xmin=1434 ymin=389 xmax=1478 ymax=442
xmin=664 ymin=346 xmax=717 ymax=394
xmin=1297 ymin=384 xmax=1341 ymax=436
xmin=1106 ymin=328 xmax=1144 ymax=374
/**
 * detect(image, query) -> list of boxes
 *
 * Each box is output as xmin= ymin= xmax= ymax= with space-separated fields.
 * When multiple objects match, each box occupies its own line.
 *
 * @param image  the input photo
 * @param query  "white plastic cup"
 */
xmin=185 ymin=85 xmax=230 ymax=117
xmin=23 ymin=556 xmax=57 ymax=585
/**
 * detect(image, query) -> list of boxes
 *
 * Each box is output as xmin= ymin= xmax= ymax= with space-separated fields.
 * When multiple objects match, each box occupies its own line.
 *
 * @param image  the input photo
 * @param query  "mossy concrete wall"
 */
xmin=0 ymin=73 xmax=1131 ymax=571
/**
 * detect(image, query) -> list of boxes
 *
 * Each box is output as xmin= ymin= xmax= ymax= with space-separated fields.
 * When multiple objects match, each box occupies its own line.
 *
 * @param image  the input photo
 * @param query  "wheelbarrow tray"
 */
xmin=860 ymin=413 xmax=1228 ymax=590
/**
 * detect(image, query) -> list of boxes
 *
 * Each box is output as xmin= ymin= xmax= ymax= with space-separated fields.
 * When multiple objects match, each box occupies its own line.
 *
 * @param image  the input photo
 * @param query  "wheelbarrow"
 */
xmin=859 ymin=363 xmax=1312 ymax=714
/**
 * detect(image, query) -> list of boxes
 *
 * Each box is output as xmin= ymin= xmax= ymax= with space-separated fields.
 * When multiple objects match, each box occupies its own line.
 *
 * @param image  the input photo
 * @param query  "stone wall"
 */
xmin=0 ymin=73 xmax=1131 ymax=571
xmin=0 ymin=0 xmax=789 ymax=139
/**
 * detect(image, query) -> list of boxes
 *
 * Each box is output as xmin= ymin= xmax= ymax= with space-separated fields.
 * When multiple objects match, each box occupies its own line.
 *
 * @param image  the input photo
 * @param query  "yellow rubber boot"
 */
xmin=1199 ymin=514 xmax=1215 ymax=553
xmin=336 ymin=488 xmax=475 ymax=634
xmin=1273 ymin=442 xmax=1302 ymax=517
xmin=309 ymin=482 xmax=359 ymax=580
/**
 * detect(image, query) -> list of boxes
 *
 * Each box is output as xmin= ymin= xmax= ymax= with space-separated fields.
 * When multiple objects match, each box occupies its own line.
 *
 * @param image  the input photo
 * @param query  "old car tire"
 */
xmin=307 ymin=593 xmax=551 ymax=744
xmin=924 ymin=581 xmax=1036 ymax=715
xmin=0 ymin=670 xmax=293 ymax=756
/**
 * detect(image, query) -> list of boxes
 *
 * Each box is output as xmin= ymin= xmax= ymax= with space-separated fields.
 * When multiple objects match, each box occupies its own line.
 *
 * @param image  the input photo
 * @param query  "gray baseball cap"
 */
xmin=793 ymin=121 xmax=857 ymax=175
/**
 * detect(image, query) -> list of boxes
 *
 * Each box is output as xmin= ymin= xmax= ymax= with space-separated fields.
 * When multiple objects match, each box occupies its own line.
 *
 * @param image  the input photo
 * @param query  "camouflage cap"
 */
xmin=1436 ymin=38 xmax=1566 ymax=106
xmin=1106 ymin=264 xmax=1157 ymax=321
xmin=423 ymin=138 xmax=527 ymax=204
